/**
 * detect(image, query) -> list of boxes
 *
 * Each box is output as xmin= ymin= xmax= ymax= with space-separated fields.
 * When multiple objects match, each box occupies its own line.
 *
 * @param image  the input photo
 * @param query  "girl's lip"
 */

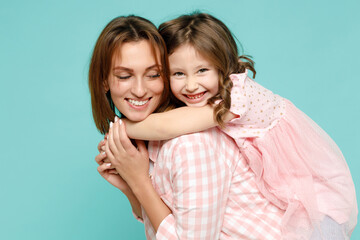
xmin=126 ymin=97 xmax=151 ymax=109
xmin=183 ymin=91 xmax=207 ymax=104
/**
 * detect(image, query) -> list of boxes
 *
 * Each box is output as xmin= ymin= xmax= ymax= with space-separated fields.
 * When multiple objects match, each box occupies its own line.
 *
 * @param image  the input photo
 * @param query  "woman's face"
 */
xmin=106 ymin=40 xmax=164 ymax=122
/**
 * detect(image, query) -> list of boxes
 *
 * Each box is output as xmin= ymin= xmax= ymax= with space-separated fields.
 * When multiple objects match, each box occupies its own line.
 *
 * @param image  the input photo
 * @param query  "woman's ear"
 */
xmin=103 ymin=80 xmax=109 ymax=92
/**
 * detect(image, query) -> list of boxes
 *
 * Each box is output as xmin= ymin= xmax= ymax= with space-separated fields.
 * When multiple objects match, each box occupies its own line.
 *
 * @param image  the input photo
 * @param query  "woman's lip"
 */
xmin=126 ymin=97 xmax=151 ymax=109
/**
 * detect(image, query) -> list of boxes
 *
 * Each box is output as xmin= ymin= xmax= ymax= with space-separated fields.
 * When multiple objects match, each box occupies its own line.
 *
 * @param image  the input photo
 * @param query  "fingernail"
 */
xmin=110 ymin=121 xmax=113 ymax=128
xmin=119 ymin=119 xmax=122 ymax=125
xmin=106 ymin=163 xmax=111 ymax=167
xmin=101 ymin=151 xmax=106 ymax=155
xmin=115 ymin=116 xmax=119 ymax=122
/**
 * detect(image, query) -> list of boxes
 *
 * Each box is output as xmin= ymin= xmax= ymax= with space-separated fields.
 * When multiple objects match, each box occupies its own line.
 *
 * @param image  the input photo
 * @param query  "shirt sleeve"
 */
xmin=156 ymin=139 xmax=231 ymax=239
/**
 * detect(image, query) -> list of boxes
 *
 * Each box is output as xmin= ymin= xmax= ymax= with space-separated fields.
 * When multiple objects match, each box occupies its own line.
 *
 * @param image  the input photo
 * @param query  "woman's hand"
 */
xmin=95 ymin=136 xmax=131 ymax=193
xmin=106 ymin=118 xmax=150 ymax=191
xmin=95 ymin=134 xmax=143 ymax=219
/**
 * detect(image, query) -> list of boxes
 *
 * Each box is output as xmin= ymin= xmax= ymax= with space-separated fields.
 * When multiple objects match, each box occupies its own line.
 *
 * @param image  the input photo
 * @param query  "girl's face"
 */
xmin=106 ymin=40 xmax=164 ymax=122
xmin=169 ymin=44 xmax=219 ymax=107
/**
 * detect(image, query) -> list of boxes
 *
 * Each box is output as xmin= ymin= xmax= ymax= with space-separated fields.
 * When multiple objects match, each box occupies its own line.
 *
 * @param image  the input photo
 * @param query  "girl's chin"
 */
xmin=185 ymin=101 xmax=208 ymax=107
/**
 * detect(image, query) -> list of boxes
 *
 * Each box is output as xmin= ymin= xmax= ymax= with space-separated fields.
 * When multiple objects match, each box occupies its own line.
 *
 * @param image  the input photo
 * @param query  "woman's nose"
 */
xmin=131 ymin=78 xmax=147 ymax=97
xmin=185 ymin=77 xmax=199 ymax=92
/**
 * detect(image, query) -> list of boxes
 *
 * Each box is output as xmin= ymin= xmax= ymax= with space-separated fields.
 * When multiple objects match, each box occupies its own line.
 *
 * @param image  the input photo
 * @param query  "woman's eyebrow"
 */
xmin=112 ymin=65 xmax=160 ymax=71
xmin=113 ymin=66 xmax=133 ymax=72
xmin=146 ymin=64 xmax=161 ymax=70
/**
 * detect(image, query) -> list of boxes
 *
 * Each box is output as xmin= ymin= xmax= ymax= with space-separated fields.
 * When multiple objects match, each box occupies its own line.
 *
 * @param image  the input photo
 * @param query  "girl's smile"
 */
xmin=169 ymin=44 xmax=219 ymax=107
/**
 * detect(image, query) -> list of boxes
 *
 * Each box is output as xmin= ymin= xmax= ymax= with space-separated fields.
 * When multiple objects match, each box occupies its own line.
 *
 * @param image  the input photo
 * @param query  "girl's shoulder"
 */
xmin=229 ymin=70 xmax=248 ymax=89
xmin=225 ymin=70 xmax=286 ymax=141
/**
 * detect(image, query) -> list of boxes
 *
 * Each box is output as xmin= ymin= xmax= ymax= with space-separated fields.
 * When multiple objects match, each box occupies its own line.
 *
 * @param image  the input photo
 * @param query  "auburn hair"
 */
xmin=89 ymin=16 xmax=171 ymax=134
xmin=159 ymin=13 xmax=256 ymax=127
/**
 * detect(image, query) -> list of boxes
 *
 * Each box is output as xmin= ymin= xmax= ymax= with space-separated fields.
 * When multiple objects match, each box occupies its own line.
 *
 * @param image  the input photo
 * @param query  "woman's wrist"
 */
xmin=129 ymin=175 xmax=152 ymax=196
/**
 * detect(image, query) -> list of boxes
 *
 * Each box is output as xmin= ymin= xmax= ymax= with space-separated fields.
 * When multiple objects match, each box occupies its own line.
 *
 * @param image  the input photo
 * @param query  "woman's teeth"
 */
xmin=128 ymin=99 xmax=149 ymax=106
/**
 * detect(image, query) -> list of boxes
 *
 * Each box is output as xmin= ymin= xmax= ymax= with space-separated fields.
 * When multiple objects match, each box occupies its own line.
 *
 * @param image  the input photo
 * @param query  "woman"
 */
xmin=89 ymin=15 xmax=173 ymax=230
xmin=90 ymin=15 xmax=285 ymax=239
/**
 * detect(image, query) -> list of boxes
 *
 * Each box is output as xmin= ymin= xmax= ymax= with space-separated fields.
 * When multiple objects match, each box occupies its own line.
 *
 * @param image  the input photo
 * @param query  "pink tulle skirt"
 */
xmin=240 ymin=99 xmax=357 ymax=239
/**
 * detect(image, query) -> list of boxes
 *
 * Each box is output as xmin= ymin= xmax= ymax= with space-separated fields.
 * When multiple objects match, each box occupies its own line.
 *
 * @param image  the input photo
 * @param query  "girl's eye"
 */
xmin=173 ymin=72 xmax=185 ymax=77
xmin=198 ymin=68 xmax=209 ymax=73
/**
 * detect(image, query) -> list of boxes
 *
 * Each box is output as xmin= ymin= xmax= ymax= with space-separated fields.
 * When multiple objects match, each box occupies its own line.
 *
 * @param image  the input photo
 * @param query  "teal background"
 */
xmin=1 ymin=0 xmax=359 ymax=239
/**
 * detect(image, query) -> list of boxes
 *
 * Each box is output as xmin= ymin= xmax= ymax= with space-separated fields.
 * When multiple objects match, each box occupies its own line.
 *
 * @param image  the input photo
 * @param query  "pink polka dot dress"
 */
xmin=222 ymin=70 xmax=357 ymax=239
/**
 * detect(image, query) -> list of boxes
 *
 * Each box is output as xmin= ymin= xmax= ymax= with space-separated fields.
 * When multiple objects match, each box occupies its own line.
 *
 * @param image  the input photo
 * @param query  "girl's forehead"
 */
xmin=171 ymin=43 xmax=213 ymax=63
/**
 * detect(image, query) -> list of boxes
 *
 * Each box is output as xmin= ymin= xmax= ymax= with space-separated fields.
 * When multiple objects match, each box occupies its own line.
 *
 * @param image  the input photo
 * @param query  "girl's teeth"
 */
xmin=187 ymin=92 xmax=205 ymax=99
xmin=128 ymin=99 xmax=149 ymax=106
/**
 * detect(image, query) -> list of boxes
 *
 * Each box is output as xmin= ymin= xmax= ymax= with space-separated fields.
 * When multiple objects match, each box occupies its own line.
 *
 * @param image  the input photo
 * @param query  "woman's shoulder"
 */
xmin=163 ymin=128 xmax=235 ymax=150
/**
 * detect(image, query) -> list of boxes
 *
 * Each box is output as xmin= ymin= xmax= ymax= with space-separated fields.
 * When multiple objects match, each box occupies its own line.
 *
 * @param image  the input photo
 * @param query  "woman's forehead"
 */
xmin=112 ymin=40 xmax=161 ymax=70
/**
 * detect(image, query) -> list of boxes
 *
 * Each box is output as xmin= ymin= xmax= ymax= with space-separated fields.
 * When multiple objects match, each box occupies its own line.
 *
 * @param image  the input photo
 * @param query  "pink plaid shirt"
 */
xmin=140 ymin=127 xmax=284 ymax=239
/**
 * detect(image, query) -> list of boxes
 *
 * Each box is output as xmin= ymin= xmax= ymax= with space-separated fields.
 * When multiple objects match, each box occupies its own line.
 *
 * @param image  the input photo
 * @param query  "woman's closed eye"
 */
xmin=147 ymin=73 xmax=161 ymax=79
xmin=115 ymin=75 xmax=131 ymax=80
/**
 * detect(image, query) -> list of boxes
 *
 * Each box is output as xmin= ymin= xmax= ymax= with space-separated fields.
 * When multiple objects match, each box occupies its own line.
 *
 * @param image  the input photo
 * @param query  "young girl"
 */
xmin=122 ymin=13 xmax=357 ymax=239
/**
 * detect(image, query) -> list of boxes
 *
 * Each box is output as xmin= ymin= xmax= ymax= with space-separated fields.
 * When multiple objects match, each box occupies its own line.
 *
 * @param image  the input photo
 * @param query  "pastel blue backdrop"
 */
xmin=1 ymin=0 xmax=359 ymax=239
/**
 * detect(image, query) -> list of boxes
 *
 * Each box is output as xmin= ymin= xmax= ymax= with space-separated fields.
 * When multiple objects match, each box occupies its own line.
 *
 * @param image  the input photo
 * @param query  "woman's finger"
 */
xmin=97 ymin=163 xmax=112 ymax=174
xmin=108 ymin=121 xmax=120 ymax=156
xmin=135 ymin=139 xmax=148 ymax=158
xmin=97 ymin=139 xmax=105 ymax=152
xmin=119 ymin=121 xmax=137 ymax=154
xmin=95 ymin=151 xmax=107 ymax=164
xmin=108 ymin=169 xmax=119 ymax=174
xmin=105 ymin=133 xmax=115 ymax=161
xmin=113 ymin=118 xmax=125 ymax=153
xmin=107 ymin=122 xmax=118 ymax=156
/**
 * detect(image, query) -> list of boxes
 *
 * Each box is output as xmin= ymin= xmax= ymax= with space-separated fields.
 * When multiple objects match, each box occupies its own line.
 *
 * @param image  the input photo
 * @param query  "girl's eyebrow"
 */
xmin=194 ymin=64 xmax=210 ymax=69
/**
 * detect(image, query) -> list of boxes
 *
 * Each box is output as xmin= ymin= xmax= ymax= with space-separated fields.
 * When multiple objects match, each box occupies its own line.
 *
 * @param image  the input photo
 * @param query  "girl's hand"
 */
xmin=106 ymin=119 xmax=150 ymax=191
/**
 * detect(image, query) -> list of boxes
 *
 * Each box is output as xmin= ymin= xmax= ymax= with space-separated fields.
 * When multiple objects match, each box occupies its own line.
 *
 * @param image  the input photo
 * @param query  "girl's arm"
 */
xmin=124 ymin=105 xmax=236 ymax=140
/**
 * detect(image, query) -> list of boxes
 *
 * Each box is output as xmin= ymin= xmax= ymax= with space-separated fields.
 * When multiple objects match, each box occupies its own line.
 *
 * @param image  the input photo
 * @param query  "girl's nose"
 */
xmin=185 ymin=77 xmax=199 ymax=92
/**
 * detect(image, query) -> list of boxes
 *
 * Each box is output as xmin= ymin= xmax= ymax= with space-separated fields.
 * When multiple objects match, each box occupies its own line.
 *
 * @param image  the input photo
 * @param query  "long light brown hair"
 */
xmin=89 ymin=16 xmax=171 ymax=134
xmin=159 ymin=13 xmax=256 ymax=127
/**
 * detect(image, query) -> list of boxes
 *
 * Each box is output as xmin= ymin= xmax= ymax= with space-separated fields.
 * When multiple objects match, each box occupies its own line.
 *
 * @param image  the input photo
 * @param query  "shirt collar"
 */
xmin=148 ymin=140 xmax=162 ymax=163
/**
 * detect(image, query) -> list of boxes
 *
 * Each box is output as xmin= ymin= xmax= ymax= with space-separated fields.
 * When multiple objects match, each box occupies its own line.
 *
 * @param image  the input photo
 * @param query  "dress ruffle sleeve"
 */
xmin=223 ymin=70 xmax=286 ymax=146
